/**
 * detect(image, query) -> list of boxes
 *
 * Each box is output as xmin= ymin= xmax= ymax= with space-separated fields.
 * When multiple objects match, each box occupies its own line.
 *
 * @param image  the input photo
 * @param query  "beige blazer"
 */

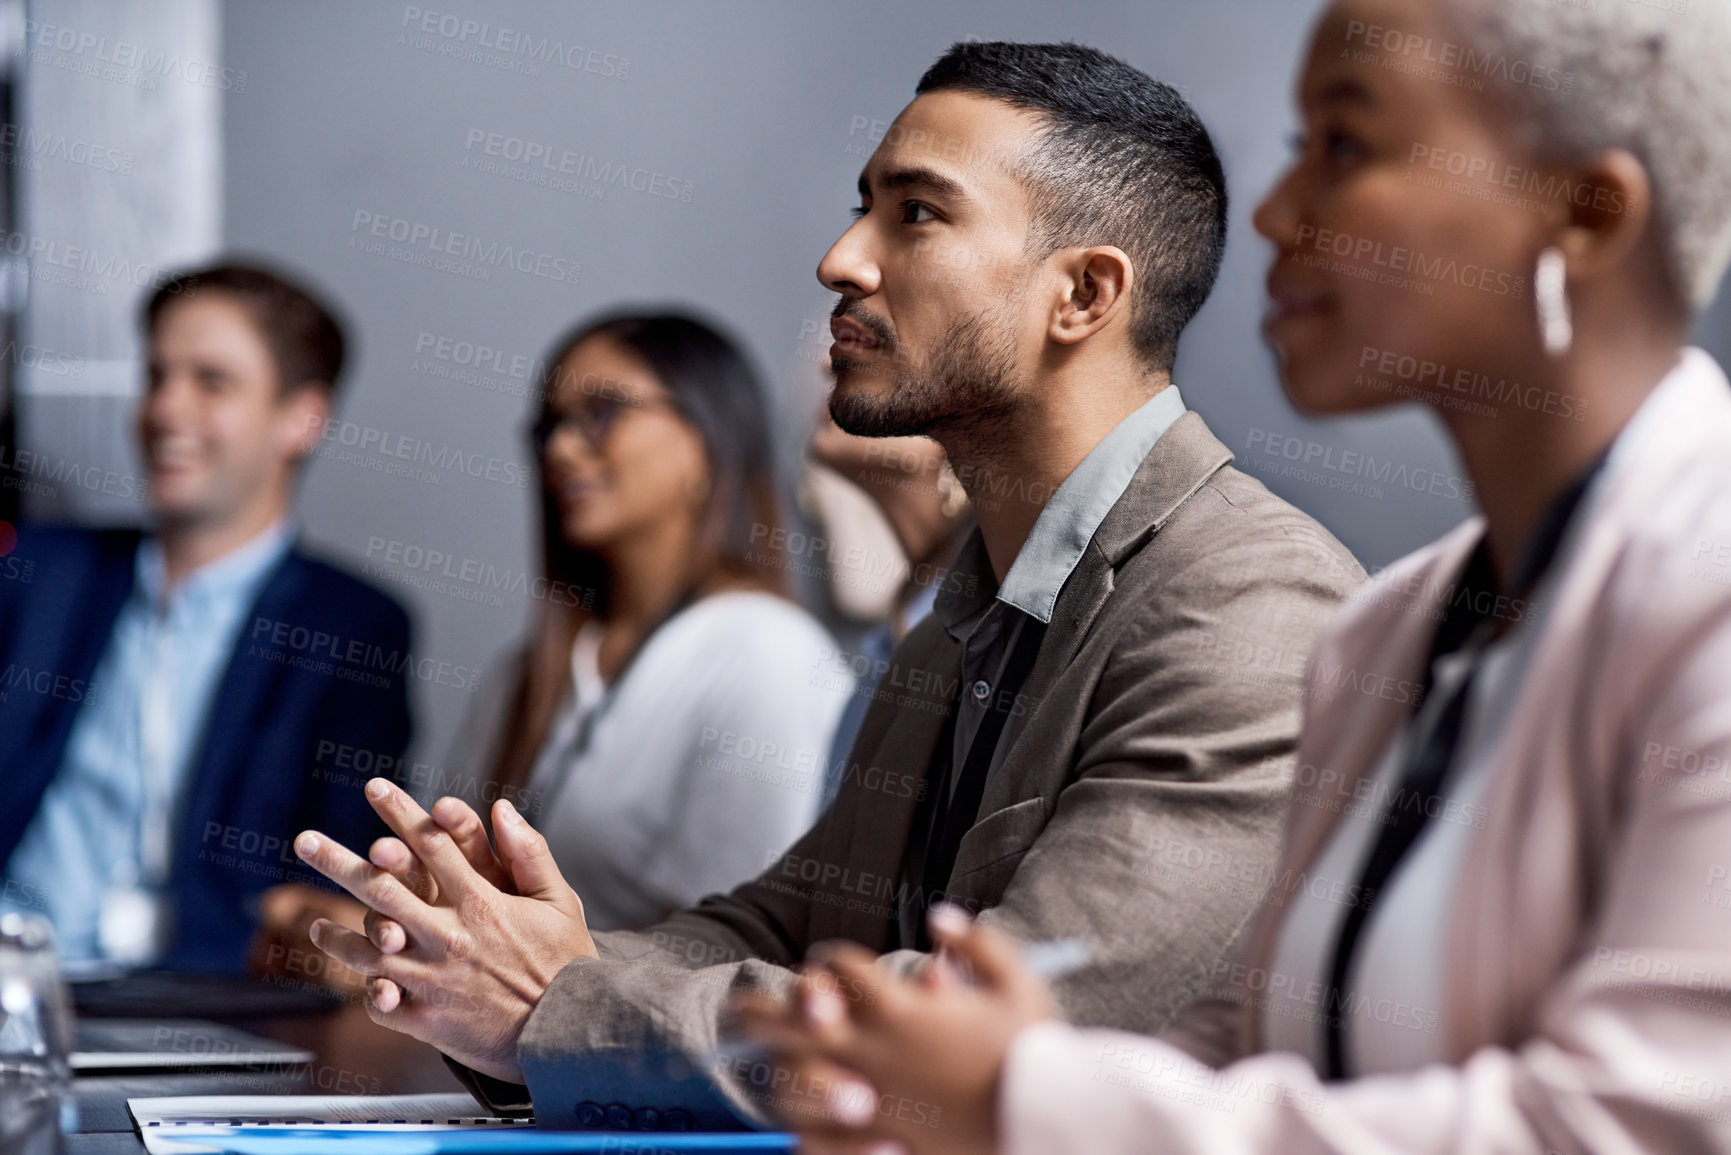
xmin=452 ymin=411 xmax=1364 ymax=1128
xmin=999 ymin=349 xmax=1731 ymax=1153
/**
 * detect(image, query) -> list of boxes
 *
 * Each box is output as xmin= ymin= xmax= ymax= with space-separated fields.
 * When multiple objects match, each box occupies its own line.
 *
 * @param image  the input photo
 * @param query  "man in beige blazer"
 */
xmin=293 ymin=41 xmax=1362 ymax=1130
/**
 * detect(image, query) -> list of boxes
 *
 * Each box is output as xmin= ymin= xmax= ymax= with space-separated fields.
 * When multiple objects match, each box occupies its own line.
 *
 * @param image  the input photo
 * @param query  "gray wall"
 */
xmin=209 ymin=0 xmax=1726 ymax=765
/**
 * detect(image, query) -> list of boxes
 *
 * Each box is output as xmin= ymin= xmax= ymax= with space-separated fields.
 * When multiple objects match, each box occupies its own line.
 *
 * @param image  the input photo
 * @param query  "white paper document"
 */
xmin=129 ymin=1092 xmax=530 ymax=1153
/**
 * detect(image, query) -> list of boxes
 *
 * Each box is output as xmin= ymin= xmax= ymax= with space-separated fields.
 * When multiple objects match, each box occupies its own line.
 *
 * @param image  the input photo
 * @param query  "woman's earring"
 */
xmin=1536 ymin=247 xmax=1573 ymax=358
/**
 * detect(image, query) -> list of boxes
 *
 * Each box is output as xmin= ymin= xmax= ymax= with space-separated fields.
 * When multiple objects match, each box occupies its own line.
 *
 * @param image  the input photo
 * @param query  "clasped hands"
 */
xmin=294 ymin=777 xmax=597 ymax=1082
xmin=298 ymin=779 xmax=1056 ymax=1153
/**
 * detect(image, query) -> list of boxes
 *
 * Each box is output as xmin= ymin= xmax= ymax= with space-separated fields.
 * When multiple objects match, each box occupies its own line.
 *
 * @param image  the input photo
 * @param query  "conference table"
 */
xmin=69 ymin=994 xmax=465 ymax=1153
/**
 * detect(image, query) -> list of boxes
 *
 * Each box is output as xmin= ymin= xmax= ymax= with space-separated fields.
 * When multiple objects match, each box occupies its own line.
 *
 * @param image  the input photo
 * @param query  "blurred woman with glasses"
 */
xmin=454 ymin=311 xmax=848 ymax=932
xmin=258 ymin=312 xmax=847 ymax=980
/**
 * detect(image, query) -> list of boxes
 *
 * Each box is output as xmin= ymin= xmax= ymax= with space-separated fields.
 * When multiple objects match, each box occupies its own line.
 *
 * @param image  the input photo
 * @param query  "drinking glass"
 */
xmin=0 ymin=912 xmax=75 ymax=1154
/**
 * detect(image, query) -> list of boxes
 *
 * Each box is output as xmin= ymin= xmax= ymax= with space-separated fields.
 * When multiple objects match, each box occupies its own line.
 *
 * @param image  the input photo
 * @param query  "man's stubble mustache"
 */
xmin=827 ymin=309 xmax=1017 ymax=440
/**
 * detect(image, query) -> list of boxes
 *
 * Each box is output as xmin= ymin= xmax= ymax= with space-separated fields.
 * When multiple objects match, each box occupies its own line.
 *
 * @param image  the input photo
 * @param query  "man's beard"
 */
xmin=828 ymin=310 xmax=1019 ymax=439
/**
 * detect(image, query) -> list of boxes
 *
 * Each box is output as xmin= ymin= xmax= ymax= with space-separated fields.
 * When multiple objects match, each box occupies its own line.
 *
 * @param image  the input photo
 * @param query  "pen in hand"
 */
xmin=709 ymin=905 xmax=1091 ymax=1069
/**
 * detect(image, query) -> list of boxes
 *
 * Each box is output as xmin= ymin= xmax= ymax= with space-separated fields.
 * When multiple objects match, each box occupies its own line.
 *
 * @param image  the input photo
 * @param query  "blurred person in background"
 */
xmin=469 ymin=311 xmax=846 ymax=929
xmin=737 ymin=1 xmax=1731 ymax=1152
xmin=263 ymin=310 xmax=845 ymax=982
xmin=0 ymin=262 xmax=410 ymax=974
xmin=804 ymin=418 xmax=974 ymax=808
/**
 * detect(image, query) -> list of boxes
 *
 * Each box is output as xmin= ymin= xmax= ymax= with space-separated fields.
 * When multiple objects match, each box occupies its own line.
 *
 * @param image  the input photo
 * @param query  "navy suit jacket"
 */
xmin=0 ymin=524 xmax=413 ymax=972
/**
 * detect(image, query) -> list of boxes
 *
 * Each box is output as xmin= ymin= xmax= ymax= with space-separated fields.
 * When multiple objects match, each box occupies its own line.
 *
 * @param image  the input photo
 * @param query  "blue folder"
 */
xmin=163 ymin=1131 xmax=797 ymax=1154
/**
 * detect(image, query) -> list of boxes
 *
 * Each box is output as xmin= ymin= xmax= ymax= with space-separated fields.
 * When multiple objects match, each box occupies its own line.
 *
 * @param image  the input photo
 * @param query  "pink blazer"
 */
xmin=1000 ymin=349 xmax=1731 ymax=1154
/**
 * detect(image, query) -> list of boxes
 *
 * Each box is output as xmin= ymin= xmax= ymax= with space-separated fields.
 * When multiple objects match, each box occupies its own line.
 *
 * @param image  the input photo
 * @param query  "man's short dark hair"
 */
xmin=143 ymin=261 xmax=347 ymax=397
xmin=917 ymin=41 xmax=1228 ymax=371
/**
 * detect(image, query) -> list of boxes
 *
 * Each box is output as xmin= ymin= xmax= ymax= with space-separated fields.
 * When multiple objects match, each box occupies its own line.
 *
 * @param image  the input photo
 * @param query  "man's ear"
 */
xmin=1049 ymin=246 xmax=1134 ymax=347
xmin=279 ymin=384 xmax=332 ymax=463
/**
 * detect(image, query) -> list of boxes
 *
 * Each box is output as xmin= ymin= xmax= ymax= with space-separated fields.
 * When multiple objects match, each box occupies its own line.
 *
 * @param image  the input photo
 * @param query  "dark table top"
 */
xmin=69 ymin=1001 xmax=465 ymax=1152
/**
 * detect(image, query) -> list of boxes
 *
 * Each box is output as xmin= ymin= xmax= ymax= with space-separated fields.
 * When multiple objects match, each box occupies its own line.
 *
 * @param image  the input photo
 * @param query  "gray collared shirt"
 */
xmin=933 ymin=386 xmax=1187 ymax=798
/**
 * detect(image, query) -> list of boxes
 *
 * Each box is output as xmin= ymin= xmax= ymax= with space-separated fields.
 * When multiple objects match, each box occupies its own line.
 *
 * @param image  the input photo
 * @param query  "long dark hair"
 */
xmin=487 ymin=310 xmax=788 ymax=797
xmin=534 ymin=311 xmax=787 ymax=614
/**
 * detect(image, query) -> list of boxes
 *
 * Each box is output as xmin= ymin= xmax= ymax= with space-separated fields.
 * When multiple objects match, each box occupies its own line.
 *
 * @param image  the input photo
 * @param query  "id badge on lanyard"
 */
xmin=98 ymin=621 xmax=175 ymax=966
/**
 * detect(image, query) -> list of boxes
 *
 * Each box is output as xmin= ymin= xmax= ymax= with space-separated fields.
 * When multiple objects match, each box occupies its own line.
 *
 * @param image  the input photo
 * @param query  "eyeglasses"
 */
xmin=530 ymin=391 xmax=682 ymax=451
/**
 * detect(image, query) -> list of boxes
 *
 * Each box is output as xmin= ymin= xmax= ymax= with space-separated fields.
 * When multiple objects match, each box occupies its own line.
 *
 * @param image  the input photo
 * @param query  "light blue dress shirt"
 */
xmin=1 ymin=522 xmax=292 ymax=964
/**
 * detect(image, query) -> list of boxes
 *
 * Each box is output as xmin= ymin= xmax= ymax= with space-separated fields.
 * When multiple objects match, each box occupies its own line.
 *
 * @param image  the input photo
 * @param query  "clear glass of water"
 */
xmin=0 ymin=912 xmax=75 ymax=1154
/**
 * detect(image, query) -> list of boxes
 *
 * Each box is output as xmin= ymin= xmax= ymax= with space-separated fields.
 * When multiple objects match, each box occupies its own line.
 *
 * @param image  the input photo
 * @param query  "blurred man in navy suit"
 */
xmin=0 ymin=262 xmax=412 ymax=973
